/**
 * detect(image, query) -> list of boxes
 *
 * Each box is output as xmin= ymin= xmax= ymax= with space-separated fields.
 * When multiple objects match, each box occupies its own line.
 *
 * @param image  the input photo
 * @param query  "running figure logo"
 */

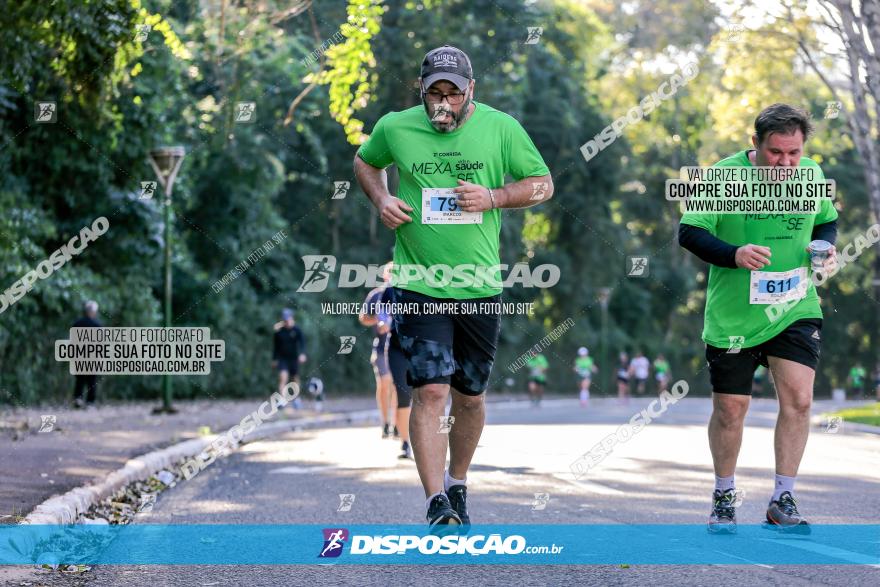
xmin=38 ymin=415 xmax=56 ymax=433
xmin=525 ymin=27 xmax=544 ymax=44
xmin=824 ymin=101 xmax=842 ymax=119
xmin=825 ymin=416 xmax=842 ymax=434
xmin=627 ymin=256 xmax=649 ymax=278
xmin=134 ymin=24 xmax=151 ymax=42
xmin=234 ymin=102 xmax=256 ymax=123
xmin=318 ymin=528 xmax=349 ymax=558
xmin=437 ymin=415 xmax=455 ymax=434
xmin=531 ymin=493 xmax=550 ymax=510
xmin=337 ymin=494 xmax=355 ymax=512
xmin=530 ymin=181 xmax=549 ymax=201
xmin=297 ymin=255 xmax=336 ymax=292
xmin=140 ymin=181 xmax=157 ymax=200
xmin=337 ymin=336 xmax=356 ymax=354
xmin=137 ymin=494 xmax=156 ymax=514
xmin=35 ymin=102 xmax=57 ymax=123
xmin=431 ymin=103 xmax=453 ymax=122
xmin=332 ymin=181 xmax=350 ymax=200
xmin=727 ymin=23 xmax=745 ymax=42
xmin=727 ymin=335 xmax=745 ymax=354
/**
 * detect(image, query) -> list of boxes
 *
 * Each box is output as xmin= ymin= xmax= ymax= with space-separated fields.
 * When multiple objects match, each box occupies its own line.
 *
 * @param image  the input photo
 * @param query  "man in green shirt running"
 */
xmin=848 ymin=364 xmax=866 ymax=399
xmin=679 ymin=104 xmax=838 ymax=535
xmin=354 ymin=45 xmax=553 ymax=530
xmin=574 ymin=347 xmax=596 ymax=406
xmin=653 ymin=353 xmax=670 ymax=394
xmin=526 ymin=352 xmax=549 ymax=406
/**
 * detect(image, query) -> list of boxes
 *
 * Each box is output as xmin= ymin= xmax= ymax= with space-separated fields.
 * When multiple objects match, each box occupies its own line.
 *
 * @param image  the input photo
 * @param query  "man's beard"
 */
xmin=424 ymin=94 xmax=472 ymax=133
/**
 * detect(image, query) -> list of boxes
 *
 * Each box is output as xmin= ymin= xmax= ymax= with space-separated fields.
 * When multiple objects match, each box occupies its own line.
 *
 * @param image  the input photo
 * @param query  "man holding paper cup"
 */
xmin=354 ymin=45 xmax=552 ymax=530
xmin=679 ymin=104 xmax=838 ymax=535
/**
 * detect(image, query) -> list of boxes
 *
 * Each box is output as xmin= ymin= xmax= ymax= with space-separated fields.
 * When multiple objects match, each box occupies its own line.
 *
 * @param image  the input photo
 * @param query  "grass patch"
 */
xmin=827 ymin=402 xmax=880 ymax=426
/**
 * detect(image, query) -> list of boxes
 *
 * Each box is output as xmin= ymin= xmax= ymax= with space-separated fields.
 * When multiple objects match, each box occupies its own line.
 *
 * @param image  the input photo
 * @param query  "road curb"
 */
xmin=22 ymin=408 xmax=378 ymax=525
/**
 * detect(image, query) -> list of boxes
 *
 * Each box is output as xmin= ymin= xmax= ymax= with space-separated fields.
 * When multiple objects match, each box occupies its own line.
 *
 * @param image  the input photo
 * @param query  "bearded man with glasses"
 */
xmin=354 ymin=44 xmax=553 ymax=530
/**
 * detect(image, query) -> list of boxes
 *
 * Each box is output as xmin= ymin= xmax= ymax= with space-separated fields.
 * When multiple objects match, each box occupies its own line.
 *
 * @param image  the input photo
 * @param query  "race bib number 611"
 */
xmin=749 ymin=267 xmax=807 ymax=305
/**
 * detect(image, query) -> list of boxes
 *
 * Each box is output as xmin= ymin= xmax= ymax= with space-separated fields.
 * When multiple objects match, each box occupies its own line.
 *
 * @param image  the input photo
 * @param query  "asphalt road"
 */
xmin=5 ymin=397 xmax=880 ymax=586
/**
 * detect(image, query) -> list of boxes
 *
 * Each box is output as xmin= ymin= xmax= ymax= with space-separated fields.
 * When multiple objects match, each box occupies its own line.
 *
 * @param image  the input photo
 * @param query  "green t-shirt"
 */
xmin=575 ymin=356 xmax=594 ymax=377
xmin=527 ymin=354 xmax=549 ymax=380
xmin=653 ymin=359 xmax=670 ymax=375
xmin=850 ymin=366 xmax=866 ymax=386
xmin=680 ymin=150 xmax=838 ymax=348
xmin=357 ymin=102 xmax=550 ymax=299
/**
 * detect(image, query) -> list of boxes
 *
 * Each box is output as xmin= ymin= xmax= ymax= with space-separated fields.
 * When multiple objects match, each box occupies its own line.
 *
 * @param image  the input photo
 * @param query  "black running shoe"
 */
xmin=393 ymin=425 xmax=400 ymax=439
xmin=398 ymin=440 xmax=412 ymax=460
xmin=446 ymin=484 xmax=470 ymax=527
xmin=426 ymin=494 xmax=461 ymax=531
xmin=382 ymin=423 xmax=391 ymax=439
xmin=708 ymin=489 xmax=737 ymax=534
xmin=766 ymin=491 xmax=810 ymax=534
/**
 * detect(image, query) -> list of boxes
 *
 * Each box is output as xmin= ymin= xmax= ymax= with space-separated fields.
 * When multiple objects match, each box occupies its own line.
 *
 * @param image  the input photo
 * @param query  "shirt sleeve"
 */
xmin=678 ymin=223 xmax=739 ymax=268
xmin=811 ymin=219 xmax=838 ymax=245
xmin=356 ymin=114 xmax=395 ymax=169
xmin=679 ymin=163 xmax=722 ymax=234
xmin=504 ymin=117 xmax=550 ymax=181
xmin=809 ymin=163 xmax=839 ymax=225
xmin=680 ymin=208 xmax=719 ymax=234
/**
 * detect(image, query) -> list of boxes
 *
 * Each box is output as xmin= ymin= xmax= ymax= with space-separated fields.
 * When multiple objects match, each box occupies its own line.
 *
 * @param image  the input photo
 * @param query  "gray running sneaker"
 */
xmin=766 ymin=491 xmax=810 ymax=534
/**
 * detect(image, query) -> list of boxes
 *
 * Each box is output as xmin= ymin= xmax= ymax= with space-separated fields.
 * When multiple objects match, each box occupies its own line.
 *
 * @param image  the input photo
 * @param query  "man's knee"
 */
xmin=779 ymin=390 xmax=812 ymax=414
xmin=712 ymin=394 xmax=750 ymax=427
xmin=415 ymin=383 xmax=449 ymax=405
xmin=452 ymin=389 xmax=484 ymax=410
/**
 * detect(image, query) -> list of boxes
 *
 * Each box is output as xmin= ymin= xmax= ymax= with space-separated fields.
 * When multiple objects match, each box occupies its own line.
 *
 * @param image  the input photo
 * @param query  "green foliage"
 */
xmin=313 ymin=0 xmax=385 ymax=145
xmin=1 ymin=0 xmax=877 ymax=406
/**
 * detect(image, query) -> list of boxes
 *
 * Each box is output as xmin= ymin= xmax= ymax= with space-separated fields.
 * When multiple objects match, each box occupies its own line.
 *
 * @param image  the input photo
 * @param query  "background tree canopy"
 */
xmin=1 ymin=0 xmax=877 ymax=405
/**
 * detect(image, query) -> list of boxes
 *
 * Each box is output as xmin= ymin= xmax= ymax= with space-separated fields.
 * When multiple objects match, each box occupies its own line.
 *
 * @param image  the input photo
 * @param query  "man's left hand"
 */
xmin=806 ymin=244 xmax=838 ymax=273
xmin=453 ymin=180 xmax=493 ymax=212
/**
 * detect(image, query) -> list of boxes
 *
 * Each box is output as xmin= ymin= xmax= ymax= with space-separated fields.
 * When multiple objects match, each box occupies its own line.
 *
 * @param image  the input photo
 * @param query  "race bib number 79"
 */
xmin=421 ymin=188 xmax=483 ymax=225
xmin=749 ymin=267 xmax=808 ymax=305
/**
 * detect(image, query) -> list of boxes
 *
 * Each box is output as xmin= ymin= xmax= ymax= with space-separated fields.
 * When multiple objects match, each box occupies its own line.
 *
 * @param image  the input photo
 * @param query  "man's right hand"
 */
xmin=379 ymin=196 xmax=413 ymax=229
xmin=735 ymin=244 xmax=772 ymax=270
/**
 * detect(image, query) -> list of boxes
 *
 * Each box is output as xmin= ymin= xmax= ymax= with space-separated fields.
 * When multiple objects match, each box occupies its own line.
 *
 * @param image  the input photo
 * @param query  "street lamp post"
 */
xmin=148 ymin=146 xmax=185 ymax=415
xmin=598 ymin=287 xmax=612 ymax=395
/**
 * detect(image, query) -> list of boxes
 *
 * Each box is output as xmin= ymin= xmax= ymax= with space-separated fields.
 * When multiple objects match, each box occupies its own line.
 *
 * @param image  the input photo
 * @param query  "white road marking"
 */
xmin=758 ymin=537 xmax=880 ymax=566
xmin=269 ymin=465 xmax=338 ymax=474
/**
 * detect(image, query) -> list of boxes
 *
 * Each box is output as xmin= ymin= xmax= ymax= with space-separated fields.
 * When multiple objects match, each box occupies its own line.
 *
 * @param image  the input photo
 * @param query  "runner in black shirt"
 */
xmin=273 ymin=308 xmax=306 ymax=408
xmin=72 ymin=300 xmax=102 ymax=408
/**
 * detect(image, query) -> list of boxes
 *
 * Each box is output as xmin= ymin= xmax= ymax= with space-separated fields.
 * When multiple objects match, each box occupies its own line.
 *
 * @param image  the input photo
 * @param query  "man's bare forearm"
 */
xmin=495 ymin=174 xmax=554 ymax=209
xmin=353 ymin=155 xmax=392 ymax=208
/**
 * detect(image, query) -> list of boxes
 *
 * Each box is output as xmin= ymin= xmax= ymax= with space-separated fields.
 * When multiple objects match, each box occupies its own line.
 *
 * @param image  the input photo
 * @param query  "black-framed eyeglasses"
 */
xmin=423 ymin=89 xmax=467 ymax=105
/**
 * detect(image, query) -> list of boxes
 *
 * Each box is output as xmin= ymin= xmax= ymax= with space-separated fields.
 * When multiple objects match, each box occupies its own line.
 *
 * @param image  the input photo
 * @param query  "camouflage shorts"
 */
xmin=391 ymin=287 xmax=501 ymax=396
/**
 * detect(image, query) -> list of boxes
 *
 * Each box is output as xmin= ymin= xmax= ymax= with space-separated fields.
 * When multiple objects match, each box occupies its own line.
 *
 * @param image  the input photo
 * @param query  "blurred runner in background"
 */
xmin=527 ymin=352 xmax=549 ymax=406
xmin=273 ymin=308 xmax=306 ymax=410
xmin=574 ymin=347 xmax=596 ymax=406
xmin=653 ymin=353 xmax=671 ymax=394
xmin=72 ymin=300 xmax=102 ymax=409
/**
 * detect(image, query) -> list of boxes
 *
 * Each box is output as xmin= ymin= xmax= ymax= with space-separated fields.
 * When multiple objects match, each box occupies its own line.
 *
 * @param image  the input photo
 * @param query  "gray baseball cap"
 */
xmin=420 ymin=45 xmax=473 ymax=92
xmin=281 ymin=308 xmax=294 ymax=320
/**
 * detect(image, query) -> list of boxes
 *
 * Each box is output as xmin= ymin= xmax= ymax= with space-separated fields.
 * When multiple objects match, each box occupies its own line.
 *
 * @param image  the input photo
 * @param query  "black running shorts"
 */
xmin=706 ymin=318 xmax=822 ymax=395
xmin=388 ymin=333 xmax=412 ymax=408
xmin=390 ymin=287 xmax=501 ymax=396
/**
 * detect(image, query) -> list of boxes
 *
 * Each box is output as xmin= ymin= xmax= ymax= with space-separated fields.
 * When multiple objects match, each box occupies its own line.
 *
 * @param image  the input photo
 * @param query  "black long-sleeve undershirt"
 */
xmin=678 ymin=219 xmax=838 ymax=268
